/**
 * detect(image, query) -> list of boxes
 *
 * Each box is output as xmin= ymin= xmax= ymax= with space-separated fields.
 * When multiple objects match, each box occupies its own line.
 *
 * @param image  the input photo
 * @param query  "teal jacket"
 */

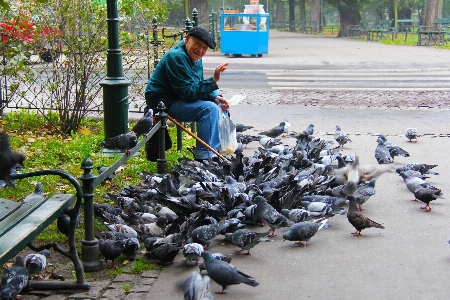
xmin=145 ymin=40 xmax=220 ymax=110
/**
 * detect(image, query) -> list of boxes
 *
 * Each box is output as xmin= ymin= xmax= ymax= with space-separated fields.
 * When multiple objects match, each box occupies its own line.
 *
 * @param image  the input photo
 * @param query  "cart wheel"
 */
xmin=39 ymin=50 xmax=54 ymax=63
xmin=257 ymin=54 xmax=262 ymax=57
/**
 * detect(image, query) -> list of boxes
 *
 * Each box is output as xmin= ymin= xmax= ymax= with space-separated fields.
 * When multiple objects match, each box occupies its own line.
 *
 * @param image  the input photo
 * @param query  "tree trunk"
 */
xmin=328 ymin=0 xmax=361 ymax=37
xmin=288 ymin=0 xmax=295 ymax=32
xmin=310 ymin=0 xmax=320 ymax=33
xmin=298 ymin=0 xmax=306 ymax=23
xmin=422 ymin=0 xmax=442 ymax=27
xmin=276 ymin=0 xmax=285 ymax=26
xmin=189 ymin=0 xmax=208 ymax=23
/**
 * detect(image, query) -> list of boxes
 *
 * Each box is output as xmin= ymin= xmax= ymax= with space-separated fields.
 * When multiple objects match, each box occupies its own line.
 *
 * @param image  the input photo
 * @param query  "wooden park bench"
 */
xmin=417 ymin=18 xmax=450 ymax=46
xmin=0 ymin=170 xmax=90 ymax=290
xmin=347 ymin=20 xmax=369 ymax=39
xmin=367 ymin=20 xmax=394 ymax=41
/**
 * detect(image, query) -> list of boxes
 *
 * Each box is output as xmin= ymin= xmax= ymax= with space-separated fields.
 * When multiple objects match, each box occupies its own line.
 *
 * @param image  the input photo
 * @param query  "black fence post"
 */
xmin=185 ymin=18 xmax=193 ymax=32
xmin=156 ymin=101 xmax=169 ymax=174
xmin=79 ymin=158 xmax=103 ymax=272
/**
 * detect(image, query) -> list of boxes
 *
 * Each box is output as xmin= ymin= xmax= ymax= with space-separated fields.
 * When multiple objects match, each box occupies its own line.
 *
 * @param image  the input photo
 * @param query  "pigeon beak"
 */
xmin=283 ymin=239 xmax=286 ymax=242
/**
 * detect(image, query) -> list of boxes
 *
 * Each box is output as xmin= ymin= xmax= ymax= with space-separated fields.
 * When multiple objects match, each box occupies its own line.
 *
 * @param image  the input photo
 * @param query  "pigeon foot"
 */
xmin=420 ymin=205 xmax=432 ymax=212
xmin=358 ymin=205 xmax=364 ymax=211
xmin=215 ymin=290 xmax=226 ymax=294
xmin=411 ymin=199 xmax=419 ymax=202
xmin=294 ymin=241 xmax=307 ymax=247
xmin=351 ymin=231 xmax=361 ymax=236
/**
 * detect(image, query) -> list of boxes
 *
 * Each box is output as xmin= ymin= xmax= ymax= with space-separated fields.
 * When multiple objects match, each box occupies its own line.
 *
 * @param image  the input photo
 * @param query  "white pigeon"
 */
xmin=405 ymin=128 xmax=418 ymax=142
xmin=183 ymin=243 xmax=204 ymax=266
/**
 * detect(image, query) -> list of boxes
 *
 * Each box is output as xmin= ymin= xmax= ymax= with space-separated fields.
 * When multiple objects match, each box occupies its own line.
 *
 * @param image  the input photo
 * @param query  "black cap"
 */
xmin=187 ymin=27 xmax=216 ymax=49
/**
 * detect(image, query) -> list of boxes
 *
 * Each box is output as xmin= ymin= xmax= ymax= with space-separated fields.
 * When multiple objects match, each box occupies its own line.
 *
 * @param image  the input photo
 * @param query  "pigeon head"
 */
xmin=282 ymin=229 xmax=293 ymax=242
xmin=40 ymin=250 xmax=51 ymax=258
xmin=200 ymin=251 xmax=213 ymax=262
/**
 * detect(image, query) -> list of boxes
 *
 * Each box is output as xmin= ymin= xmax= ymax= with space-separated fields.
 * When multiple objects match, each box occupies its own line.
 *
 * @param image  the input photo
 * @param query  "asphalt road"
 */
xmin=202 ymin=30 xmax=450 ymax=91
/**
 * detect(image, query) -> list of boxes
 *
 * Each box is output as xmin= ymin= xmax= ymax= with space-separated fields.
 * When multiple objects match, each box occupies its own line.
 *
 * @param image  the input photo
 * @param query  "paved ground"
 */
xmin=16 ymin=30 xmax=450 ymax=299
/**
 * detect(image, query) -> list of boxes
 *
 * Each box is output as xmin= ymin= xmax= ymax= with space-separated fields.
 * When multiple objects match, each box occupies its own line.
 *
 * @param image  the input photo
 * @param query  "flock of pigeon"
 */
xmin=0 ymin=115 xmax=446 ymax=299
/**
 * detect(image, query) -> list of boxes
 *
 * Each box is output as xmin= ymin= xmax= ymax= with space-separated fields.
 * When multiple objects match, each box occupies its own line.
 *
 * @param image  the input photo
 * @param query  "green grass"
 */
xmin=130 ymin=256 xmax=156 ymax=273
xmin=122 ymin=283 xmax=133 ymax=292
xmin=0 ymin=110 xmax=196 ymax=243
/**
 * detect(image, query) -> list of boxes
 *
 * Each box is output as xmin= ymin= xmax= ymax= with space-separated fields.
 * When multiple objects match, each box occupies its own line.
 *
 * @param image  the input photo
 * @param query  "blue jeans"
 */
xmin=168 ymin=100 xmax=220 ymax=160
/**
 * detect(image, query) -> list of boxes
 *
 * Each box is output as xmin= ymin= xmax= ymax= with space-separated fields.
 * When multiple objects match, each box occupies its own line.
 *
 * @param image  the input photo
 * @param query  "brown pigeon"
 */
xmin=413 ymin=186 xmax=444 ymax=212
xmin=347 ymin=195 xmax=385 ymax=236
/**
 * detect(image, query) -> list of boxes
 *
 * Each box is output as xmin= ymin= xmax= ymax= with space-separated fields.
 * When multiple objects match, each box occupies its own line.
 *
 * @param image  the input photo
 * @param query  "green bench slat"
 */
xmin=0 ymin=198 xmax=21 ymax=221
xmin=0 ymin=194 xmax=75 ymax=266
xmin=0 ymin=196 xmax=48 ymax=236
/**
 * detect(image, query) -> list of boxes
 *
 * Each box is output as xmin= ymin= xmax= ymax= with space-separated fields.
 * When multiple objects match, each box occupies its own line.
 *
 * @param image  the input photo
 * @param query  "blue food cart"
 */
xmin=220 ymin=11 xmax=270 ymax=57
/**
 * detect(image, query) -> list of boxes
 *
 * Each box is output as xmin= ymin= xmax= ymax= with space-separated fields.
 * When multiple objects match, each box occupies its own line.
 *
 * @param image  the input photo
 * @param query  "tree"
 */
xmin=311 ymin=0 xmax=320 ymax=32
xmin=328 ymin=0 xmax=364 ymax=37
xmin=422 ymin=0 xmax=442 ymax=26
xmin=189 ymin=0 xmax=208 ymax=22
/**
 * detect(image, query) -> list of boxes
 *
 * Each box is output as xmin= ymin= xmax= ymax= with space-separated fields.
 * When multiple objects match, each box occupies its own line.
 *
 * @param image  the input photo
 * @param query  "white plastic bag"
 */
xmin=219 ymin=110 xmax=238 ymax=155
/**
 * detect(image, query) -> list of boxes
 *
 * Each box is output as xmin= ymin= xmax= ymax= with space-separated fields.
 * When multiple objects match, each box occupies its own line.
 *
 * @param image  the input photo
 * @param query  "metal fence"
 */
xmin=0 ymin=10 xmax=219 ymax=116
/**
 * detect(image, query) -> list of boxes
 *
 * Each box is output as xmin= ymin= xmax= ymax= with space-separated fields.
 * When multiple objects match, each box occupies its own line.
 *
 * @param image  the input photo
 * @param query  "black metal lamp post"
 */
xmin=100 ymin=0 xmax=131 ymax=139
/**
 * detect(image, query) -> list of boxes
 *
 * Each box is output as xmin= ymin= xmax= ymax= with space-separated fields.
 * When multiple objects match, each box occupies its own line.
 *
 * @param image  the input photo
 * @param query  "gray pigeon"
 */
xmin=413 ymin=186 xmax=444 ymax=212
xmin=377 ymin=135 xmax=410 ymax=162
xmin=334 ymin=125 xmax=352 ymax=148
xmin=198 ymin=253 xmax=232 ymax=273
xmin=24 ymin=250 xmax=51 ymax=280
xmin=179 ymin=271 xmax=214 ymax=300
xmin=347 ymin=195 xmax=385 ymax=236
xmin=396 ymin=163 xmax=439 ymax=175
xmin=399 ymin=171 xmax=442 ymax=201
xmin=281 ymin=208 xmax=311 ymax=223
xmin=1 ymin=256 xmax=28 ymax=300
xmin=405 ymin=128 xmax=418 ymax=142
xmin=0 ymin=132 xmax=25 ymax=188
xmin=282 ymin=219 xmax=328 ymax=246
xmin=258 ymin=135 xmax=282 ymax=149
xmin=183 ymin=243 xmax=204 ymax=266
xmin=306 ymin=124 xmax=315 ymax=135
xmin=187 ymin=220 xmax=226 ymax=249
xmin=225 ymin=229 xmax=272 ymax=255
xmin=200 ymin=251 xmax=259 ymax=294
xmin=352 ymin=178 xmax=377 ymax=211
xmin=235 ymin=123 xmax=254 ymax=133
xmin=98 ymin=239 xmax=125 ymax=269
xmin=257 ymin=197 xmax=292 ymax=237
xmin=22 ymin=182 xmax=45 ymax=204
xmin=260 ymin=122 xmax=285 ymax=138
xmin=122 ymin=238 xmax=140 ymax=260
xmin=374 ymin=138 xmax=393 ymax=164
xmin=132 ymin=109 xmax=153 ymax=138
xmin=100 ymin=133 xmax=137 ymax=155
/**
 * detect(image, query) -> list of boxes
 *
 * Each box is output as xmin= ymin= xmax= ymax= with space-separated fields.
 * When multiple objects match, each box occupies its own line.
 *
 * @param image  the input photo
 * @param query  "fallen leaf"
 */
xmin=122 ymin=260 xmax=130 ymax=265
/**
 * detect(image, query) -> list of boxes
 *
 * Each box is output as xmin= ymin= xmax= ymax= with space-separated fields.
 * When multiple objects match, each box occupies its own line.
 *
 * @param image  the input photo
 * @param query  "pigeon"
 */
xmin=281 ymin=208 xmax=310 ymax=223
xmin=98 ymin=239 xmax=125 ymax=268
xmin=132 ymin=109 xmax=153 ymax=138
xmin=283 ymin=119 xmax=291 ymax=134
xmin=396 ymin=163 xmax=439 ymax=175
xmin=200 ymin=251 xmax=259 ymax=294
xmin=179 ymin=271 xmax=214 ymax=300
xmin=100 ymin=133 xmax=137 ymax=156
xmin=374 ymin=138 xmax=393 ymax=164
xmin=198 ymin=253 xmax=232 ymax=272
xmin=282 ymin=219 xmax=328 ymax=246
xmin=57 ymin=213 xmax=82 ymax=244
xmin=24 ymin=250 xmax=51 ymax=280
xmin=1 ymin=256 xmax=28 ymax=300
xmin=346 ymin=195 xmax=385 ymax=236
xmin=334 ymin=125 xmax=352 ymax=148
xmin=105 ymin=223 xmax=139 ymax=239
xmin=151 ymin=242 xmax=182 ymax=265
xmin=257 ymin=196 xmax=292 ymax=237
xmin=22 ymin=182 xmax=45 ymax=204
xmin=235 ymin=123 xmax=254 ymax=133
xmin=122 ymin=237 xmax=140 ymax=260
xmin=405 ymin=128 xmax=418 ymax=142
xmin=96 ymin=166 xmax=116 ymax=183
xmin=398 ymin=171 xmax=442 ymax=201
xmin=187 ymin=220 xmax=225 ymax=249
xmin=306 ymin=124 xmax=315 ymax=135
xmin=224 ymin=229 xmax=272 ymax=255
xmin=258 ymin=135 xmax=282 ymax=149
xmin=260 ymin=122 xmax=285 ymax=138
xmin=183 ymin=243 xmax=204 ymax=266
xmin=0 ymin=132 xmax=25 ymax=188
xmin=352 ymin=178 xmax=377 ymax=211
xmin=377 ymin=135 xmax=410 ymax=162
xmin=139 ymin=216 xmax=168 ymax=237
xmin=413 ymin=187 xmax=444 ymax=212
